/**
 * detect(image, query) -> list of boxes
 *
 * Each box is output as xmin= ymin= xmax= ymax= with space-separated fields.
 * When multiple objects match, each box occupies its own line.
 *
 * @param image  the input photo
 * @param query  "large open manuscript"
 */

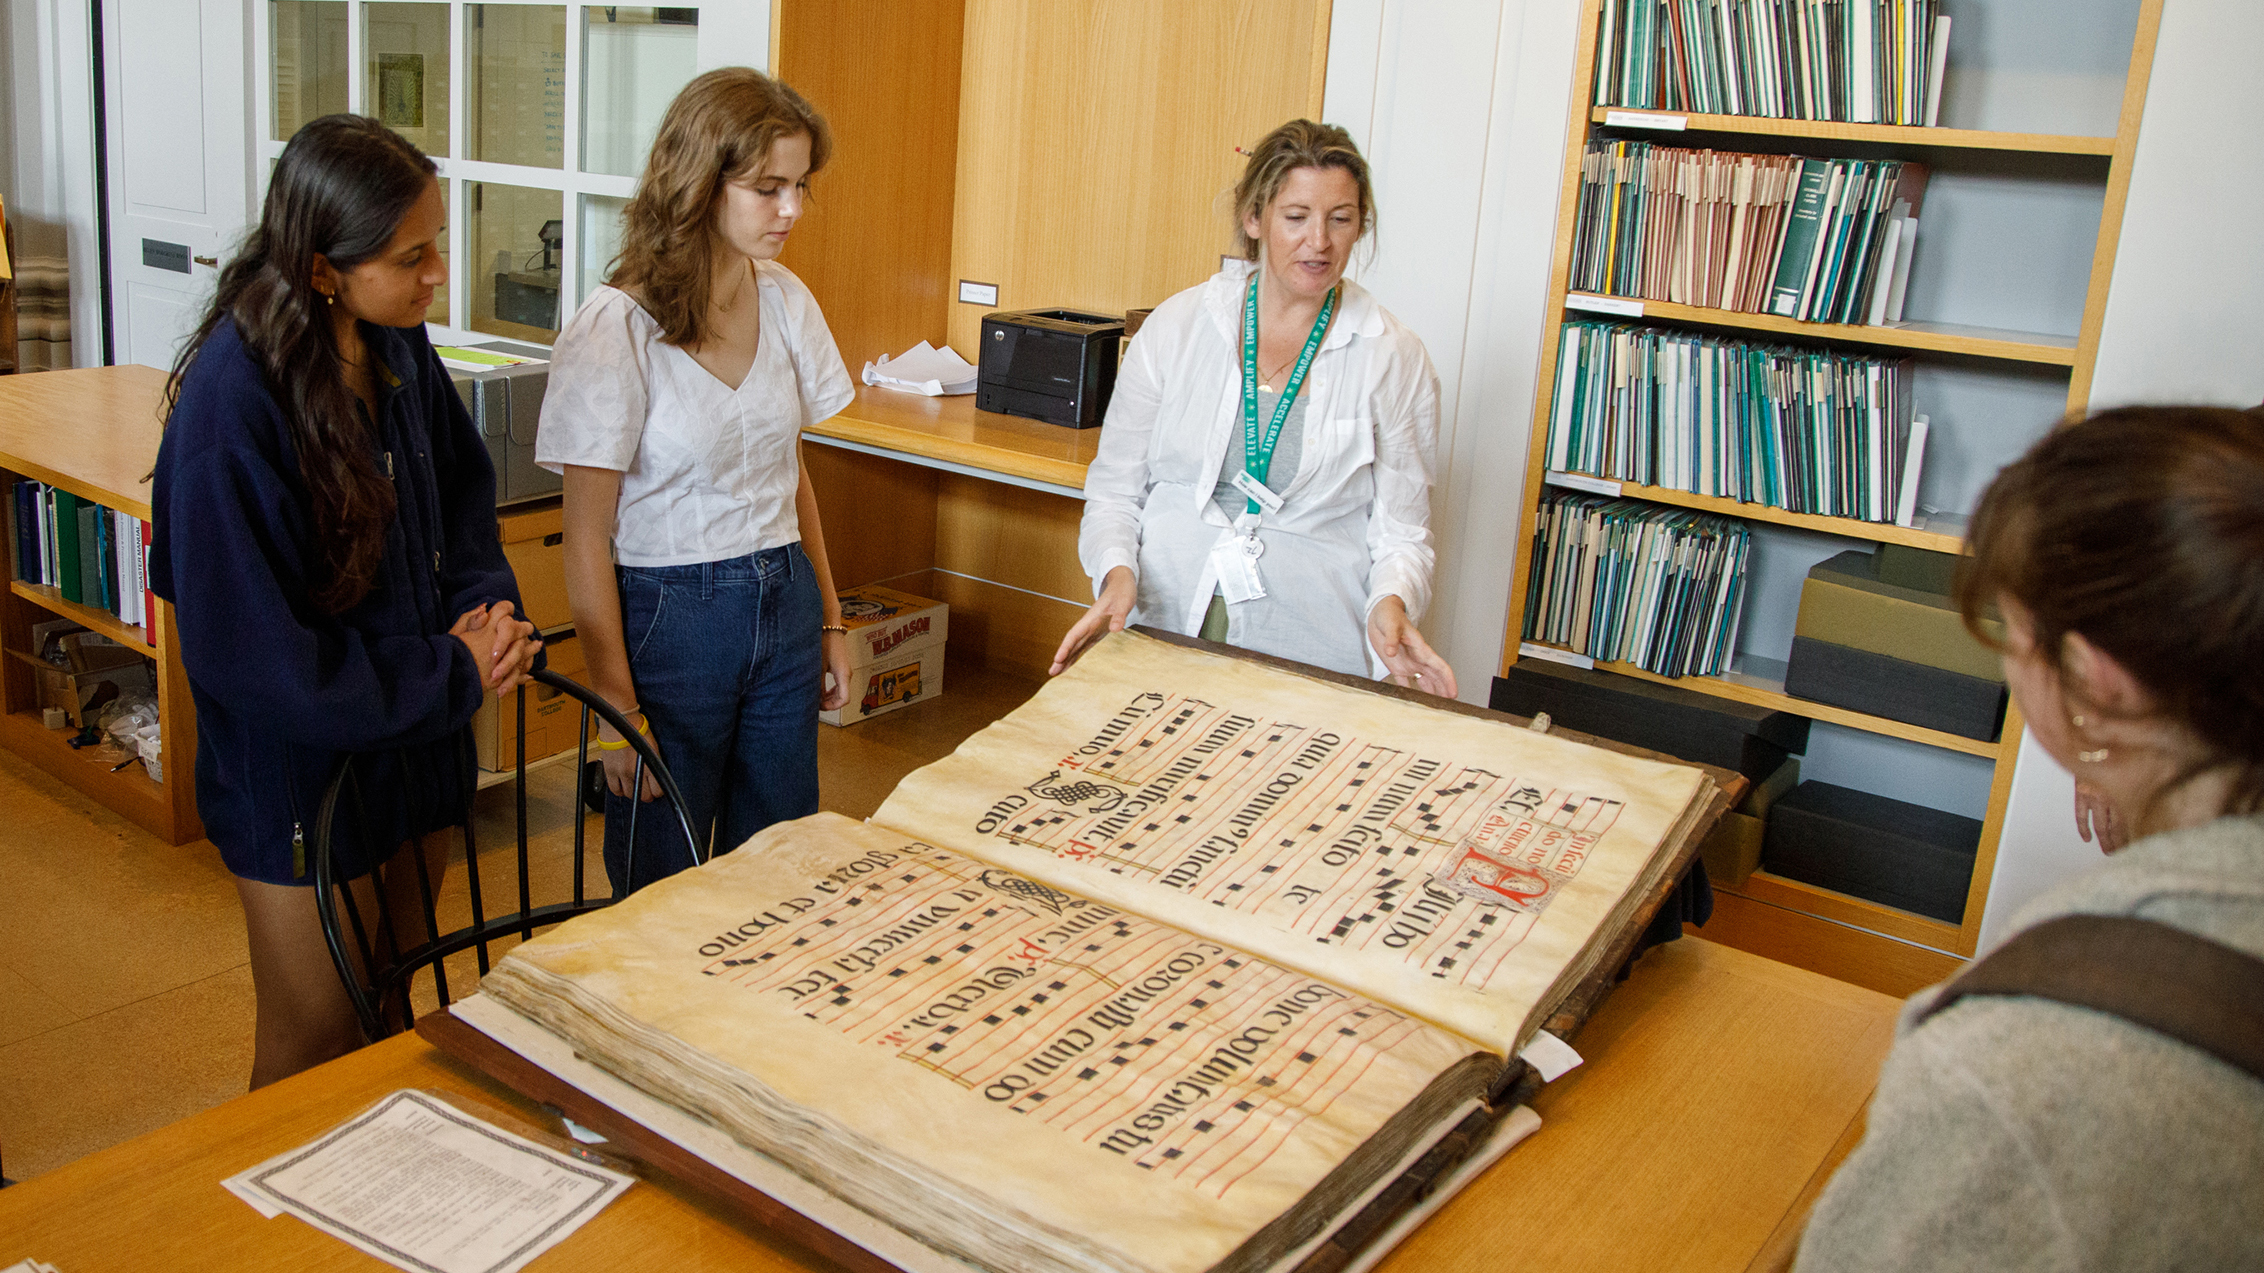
xmin=475 ymin=632 xmax=1719 ymax=1273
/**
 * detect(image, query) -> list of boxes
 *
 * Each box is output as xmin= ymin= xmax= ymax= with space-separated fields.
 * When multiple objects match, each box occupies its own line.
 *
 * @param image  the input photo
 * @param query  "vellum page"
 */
xmin=873 ymin=632 xmax=1709 ymax=1055
xmin=482 ymin=813 xmax=1490 ymax=1273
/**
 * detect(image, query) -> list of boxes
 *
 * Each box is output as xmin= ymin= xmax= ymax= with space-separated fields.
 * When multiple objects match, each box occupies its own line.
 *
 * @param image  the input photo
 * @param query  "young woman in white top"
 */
xmin=1051 ymin=120 xmax=1457 ymax=697
xmin=538 ymin=69 xmax=855 ymax=893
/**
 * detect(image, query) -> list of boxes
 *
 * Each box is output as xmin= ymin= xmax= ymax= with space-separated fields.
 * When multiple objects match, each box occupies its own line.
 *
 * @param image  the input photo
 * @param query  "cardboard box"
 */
xmin=497 ymin=504 xmax=572 ymax=632
xmin=10 ymin=648 xmax=154 ymax=729
xmin=1698 ymin=756 xmax=1799 ymax=888
xmin=472 ymin=629 xmax=590 ymax=772
xmin=822 ymin=584 xmax=949 ymax=726
xmin=1761 ymin=780 xmax=1980 ymax=923
xmin=1796 ymin=548 xmax=2003 ymax=681
xmin=1784 ymin=636 xmax=2006 ymax=742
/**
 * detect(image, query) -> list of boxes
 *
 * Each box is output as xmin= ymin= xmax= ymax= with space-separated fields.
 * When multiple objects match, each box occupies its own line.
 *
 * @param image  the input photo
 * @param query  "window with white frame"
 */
xmin=260 ymin=2 xmax=707 ymax=344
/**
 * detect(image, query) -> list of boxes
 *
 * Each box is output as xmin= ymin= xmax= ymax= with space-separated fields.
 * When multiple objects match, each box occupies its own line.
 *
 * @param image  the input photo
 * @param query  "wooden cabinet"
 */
xmin=1500 ymin=0 xmax=2163 ymax=958
xmin=0 ymin=366 xmax=200 ymax=844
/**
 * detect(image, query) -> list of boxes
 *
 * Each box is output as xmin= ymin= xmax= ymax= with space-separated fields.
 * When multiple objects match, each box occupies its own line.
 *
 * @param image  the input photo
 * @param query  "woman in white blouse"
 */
xmin=537 ymin=69 xmax=855 ymax=893
xmin=1051 ymin=120 xmax=1457 ymax=697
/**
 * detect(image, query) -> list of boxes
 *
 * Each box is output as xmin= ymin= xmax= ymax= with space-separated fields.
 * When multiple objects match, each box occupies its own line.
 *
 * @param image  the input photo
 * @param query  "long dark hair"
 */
xmin=609 ymin=67 xmax=831 ymax=348
xmin=1956 ymin=405 xmax=2264 ymax=816
xmin=165 ymin=114 xmax=437 ymax=614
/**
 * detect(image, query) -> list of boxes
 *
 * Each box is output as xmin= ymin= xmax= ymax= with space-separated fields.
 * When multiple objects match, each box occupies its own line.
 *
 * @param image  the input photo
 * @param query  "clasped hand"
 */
xmin=450 ymin=600 xmax=542 ymax=695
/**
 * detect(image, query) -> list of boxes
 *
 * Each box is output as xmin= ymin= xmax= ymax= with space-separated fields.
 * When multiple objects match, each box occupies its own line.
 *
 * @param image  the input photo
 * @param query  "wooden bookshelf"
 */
xmin=1566 ymin=295 xmax=2080 ymax=365
xmin=1542 ymin=472 xmax=1966 ymax=552
xmin=1729 ymin=869 xmax=1967 ymax=950
xmin=1589 ymin=108 xmax=2120 ymax=157
xmin=9 ymin=580 xmax=157 ymax=656
xmin=1507 ymin=0 xmax=2164 ymax=960
xmin=0 ymin=365 xmax=201 ymax=845
xmin=1521 ymin=642 xmax=2003 ymax=759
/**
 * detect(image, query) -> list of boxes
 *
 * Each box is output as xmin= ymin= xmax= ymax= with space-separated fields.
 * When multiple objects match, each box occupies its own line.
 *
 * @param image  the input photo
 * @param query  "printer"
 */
xmin=977 ymin=309 xmax=1124 ymax=428
xmin=447 ymin=339 xmax=561 ymax=507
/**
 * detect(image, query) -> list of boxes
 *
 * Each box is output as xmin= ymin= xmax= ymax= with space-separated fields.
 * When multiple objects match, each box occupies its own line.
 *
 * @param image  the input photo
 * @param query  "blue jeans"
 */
xmin=605 ymin=544 xmax=822 ymax=895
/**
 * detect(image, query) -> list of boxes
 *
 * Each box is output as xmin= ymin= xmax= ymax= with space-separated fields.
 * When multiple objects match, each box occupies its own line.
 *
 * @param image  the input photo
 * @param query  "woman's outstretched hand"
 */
xmin=1051 ymin=567 xmax=1137 ymax=675
xmin=1368 ymin=597 xmax=1457 ymax=698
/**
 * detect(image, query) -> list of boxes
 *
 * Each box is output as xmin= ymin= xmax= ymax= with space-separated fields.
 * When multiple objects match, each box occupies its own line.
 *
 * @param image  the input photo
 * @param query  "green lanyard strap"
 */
xmin=1240 ymin=277 xmax=1338 ymax=515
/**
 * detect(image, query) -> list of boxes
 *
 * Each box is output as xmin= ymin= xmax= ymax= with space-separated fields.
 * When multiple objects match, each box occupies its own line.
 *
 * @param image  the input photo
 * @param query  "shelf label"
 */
xmin=957 ymin=280 xmax=1000 ymax=307
xmin=1518 ymin=642 xmax=1596 ymax=671
xmin=1545 ymin=470 xmax=1623 ymax=497
xmin=1604 ymin=110 xmax=1688 ymax=131
xmin=1566 ymin=293 xmax=1645 ymax=318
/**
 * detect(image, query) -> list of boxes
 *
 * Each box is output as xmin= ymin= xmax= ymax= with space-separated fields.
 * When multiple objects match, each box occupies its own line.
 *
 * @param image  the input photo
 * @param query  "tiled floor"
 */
xmin=0 ymin=657 xmax=1039 ymax=1182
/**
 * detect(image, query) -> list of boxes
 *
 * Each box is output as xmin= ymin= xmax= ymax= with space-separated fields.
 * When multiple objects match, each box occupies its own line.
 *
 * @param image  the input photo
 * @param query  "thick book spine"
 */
xmin=79 ymin=502 xmax=106 ymax=614
xmin=54 ymin=490 xmax=82 ymax=603
xmin=140 ymin=517 xmax=157 ymax=632
xmin=1767 ymin=161 xmax=1832 ymax=317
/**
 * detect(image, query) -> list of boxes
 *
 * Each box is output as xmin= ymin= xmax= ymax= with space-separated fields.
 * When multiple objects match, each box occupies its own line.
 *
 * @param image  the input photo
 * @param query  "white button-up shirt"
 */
xmin=536 ymin=263 xmax=854 ymax=567
xmin=1080 ymin=262 xmax=1442 ymax=678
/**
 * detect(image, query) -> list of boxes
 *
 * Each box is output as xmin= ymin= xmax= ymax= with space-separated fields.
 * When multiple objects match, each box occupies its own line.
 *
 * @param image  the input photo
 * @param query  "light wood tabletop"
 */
xmin=0 ymin=937 xmax=1897 ymax=1272
xmin=0 ymin=364 xmax=170 ymax=521
xmin=807 ymin=384 xmax=1101 ymax=491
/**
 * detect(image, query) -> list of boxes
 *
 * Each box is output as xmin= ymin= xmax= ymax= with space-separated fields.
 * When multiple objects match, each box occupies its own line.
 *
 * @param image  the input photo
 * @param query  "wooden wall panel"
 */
xmin=932 ymin=475 xmax=1087 ymax=602
xmin=801 ymin=444 xmax=938 ymax=591
xmin=925 ymin=572 xmax=1087 ymax=680
xmin=776 ymin=1 xmax=967 ymax=369
xmin=945 ymin=0 xmax=1333 ymax=355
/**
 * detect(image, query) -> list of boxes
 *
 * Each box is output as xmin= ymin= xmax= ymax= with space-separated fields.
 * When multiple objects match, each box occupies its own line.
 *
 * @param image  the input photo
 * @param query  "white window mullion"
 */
xmin=448 ymin=0 xmax=468 ymax=330
xmin=560 ymin=3 xmax=584 ymax=315
xmin=344 ymin=0 xmax=363 ymax=119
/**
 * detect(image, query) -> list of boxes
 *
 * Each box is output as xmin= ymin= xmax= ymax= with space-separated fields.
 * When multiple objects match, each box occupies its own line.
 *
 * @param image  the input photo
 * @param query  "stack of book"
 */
xmin=1521 ymin=491 xmax=1751 ymax=679
xmin=10 ymin=480 xmax=155 ymax=630
xmin=1568 ymin=141 xmax=1927 ymax=325
xmin=1546 ymin=320 xmax=1927 ymax=528
xmin=1595 ymin=0 xmax=1951 ymax=126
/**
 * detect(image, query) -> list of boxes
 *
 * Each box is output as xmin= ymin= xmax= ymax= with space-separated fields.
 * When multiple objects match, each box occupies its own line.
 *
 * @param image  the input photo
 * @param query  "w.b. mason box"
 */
xmin=822 ymin=584 xmax=949 ymax=727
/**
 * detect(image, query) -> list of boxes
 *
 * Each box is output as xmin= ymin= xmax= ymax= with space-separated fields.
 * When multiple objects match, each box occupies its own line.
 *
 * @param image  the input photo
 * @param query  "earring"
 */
xmin=2071 ymin=713 xmax=2089 ymax=728
xmin=2078 ymin=748 xmax=2111 ymax=764
xmin=324 ymin=291 xmax=336 ymax=307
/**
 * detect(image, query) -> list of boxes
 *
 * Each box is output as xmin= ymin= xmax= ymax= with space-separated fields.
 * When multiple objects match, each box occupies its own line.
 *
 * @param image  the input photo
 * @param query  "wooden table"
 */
xmin=805 ymin=384 xmax=1101 ymax=498
xmin=0 ymin=938 xmax=1897 ymax=1272
xmin=0 ymin=364 xmax=201 ymax=843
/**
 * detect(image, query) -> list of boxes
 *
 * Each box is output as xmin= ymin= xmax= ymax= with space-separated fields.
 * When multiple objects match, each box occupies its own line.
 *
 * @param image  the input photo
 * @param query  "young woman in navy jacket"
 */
xmin=151 ymin=116 xmax=539 ymax=1087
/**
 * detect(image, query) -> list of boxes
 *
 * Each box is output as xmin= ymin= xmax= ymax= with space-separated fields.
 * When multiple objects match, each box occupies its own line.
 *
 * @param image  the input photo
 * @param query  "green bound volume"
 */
xmin=1767 ymin=160 xmax=1834 ymax=318
xmin=52 ymin=490 xmax=82 ymax=604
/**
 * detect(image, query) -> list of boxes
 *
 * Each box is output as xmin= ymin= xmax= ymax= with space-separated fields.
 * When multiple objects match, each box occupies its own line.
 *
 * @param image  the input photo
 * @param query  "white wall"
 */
xmin=1978 ymin=0 xmax=2264 ymax=949
xmin=1324 ymin=0 xmax=1581 ymax=705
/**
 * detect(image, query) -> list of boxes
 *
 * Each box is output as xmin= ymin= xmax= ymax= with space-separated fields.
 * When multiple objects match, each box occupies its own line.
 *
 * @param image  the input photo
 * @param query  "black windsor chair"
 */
xmin=312 ymin=668 xmax=704 ymax=1040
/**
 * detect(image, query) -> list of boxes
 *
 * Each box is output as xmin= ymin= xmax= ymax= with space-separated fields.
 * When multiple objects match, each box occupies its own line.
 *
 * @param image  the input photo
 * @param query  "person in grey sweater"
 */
xmin=1796 ymin=405 xmax=2264 ymax=1272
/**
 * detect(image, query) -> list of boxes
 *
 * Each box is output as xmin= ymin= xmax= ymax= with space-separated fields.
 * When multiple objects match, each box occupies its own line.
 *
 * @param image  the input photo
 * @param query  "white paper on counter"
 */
xmin=862 ymin=341 xmax=978 ymax=396
xmin=221 ymin=1088 xmax=631 ymax=1273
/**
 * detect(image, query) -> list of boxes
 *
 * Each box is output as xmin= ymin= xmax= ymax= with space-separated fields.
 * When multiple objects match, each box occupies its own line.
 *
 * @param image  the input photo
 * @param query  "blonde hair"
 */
xmin=1231 ymin=119 xmax=1375 ymax=261
xmin=609 ymin=67 xmax=831 ymax=347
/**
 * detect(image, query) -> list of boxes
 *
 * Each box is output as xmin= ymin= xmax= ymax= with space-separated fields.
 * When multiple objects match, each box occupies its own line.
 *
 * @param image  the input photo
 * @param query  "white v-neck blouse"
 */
xmin=536 ymin=262 xmax=855 ymax=567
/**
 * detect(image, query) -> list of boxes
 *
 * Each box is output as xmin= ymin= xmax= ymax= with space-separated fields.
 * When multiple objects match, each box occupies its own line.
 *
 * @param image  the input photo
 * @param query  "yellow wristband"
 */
xmin=594 ymin=715 xmax=650 ymax=752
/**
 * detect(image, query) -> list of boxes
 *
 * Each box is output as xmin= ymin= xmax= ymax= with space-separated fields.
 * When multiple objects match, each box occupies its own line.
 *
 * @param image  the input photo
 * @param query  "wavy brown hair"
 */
xmin=1231 ymin=119 xmax=1376 ymax=262
xmin=165 ymin=114 xmax=436 ymax=614
xmin=608 ymin=67 xmax=831 ymax=347
xmin=1956 ymin=405 xmax=2264 ymax=816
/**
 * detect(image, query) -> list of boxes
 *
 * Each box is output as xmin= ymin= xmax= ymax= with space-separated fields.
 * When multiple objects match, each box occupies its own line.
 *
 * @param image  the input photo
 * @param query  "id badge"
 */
xmin=1208 ymin=535 xmax=1266 ymax=603
xmin=1229 ymin=469 xmax=1285 ymax=515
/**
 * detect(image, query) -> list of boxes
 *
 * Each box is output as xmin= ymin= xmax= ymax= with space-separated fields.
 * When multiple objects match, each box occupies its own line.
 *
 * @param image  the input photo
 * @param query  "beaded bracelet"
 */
xmin=820 ymin=623 xmax=848 ymax=635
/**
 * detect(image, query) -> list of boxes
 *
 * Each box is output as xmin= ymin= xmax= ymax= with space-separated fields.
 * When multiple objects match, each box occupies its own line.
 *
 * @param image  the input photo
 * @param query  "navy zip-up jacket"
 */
xmin=150 ymin=317 xmax=523 ymax=882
